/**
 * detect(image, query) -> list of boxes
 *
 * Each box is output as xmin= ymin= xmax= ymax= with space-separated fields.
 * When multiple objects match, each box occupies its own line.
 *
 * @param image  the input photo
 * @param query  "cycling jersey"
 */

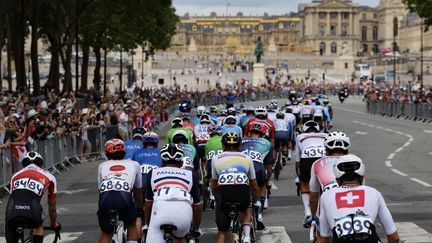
xmin=241 ymin=138 xmax=273 ymax=187
xmin=97 ymin=159 xmax=142 ymax=194
xmin=132 ymin=148 xmax=162 ymax=184
xmin=245 ymin=118 xmax=275 ymax=140
xmin=221 ymin=124 xmax=243 ymax=137
xmin=124 ymin=140 xmax=143 ymax=160
xmin=313 ymin=106 xmax=324 ymax=118
xmin=167 ymin=128 xmax=193 ymax=145
xmin=240 ymin=115 xmax=254 ymax=130
xmin=295 ymin=133 xmax=327 ymax=162
xmin=319 ymin=186 xmax=397 ymax=240
xmin=191 ymin=118 xmax=201 ymax=125
xmin=211 ymin=152 xmax=256 ymax=185
xmin=301 ymin=105 xmax=314 ymax=119
xmin=193 ymin=124 xmax=211 ymax=144
xmin=178 ymin=144 xmax=199 ymax=171
xmin=205 ymin=136 xmax=223 ymax=161
xmin=291 ymin=105 xmax=302 ymax=115
xmin=309 ymin=156 xmax=340 ymax=193
xmin=10 ymin=164 xmax=57 ymax=199
xmin=267 ymin=112 xmax=277 ymax=123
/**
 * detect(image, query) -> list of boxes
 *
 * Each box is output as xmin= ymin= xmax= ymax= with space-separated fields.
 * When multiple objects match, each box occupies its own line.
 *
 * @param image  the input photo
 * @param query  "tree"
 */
xmin=403 ymin=0 xmax=432 ymax=29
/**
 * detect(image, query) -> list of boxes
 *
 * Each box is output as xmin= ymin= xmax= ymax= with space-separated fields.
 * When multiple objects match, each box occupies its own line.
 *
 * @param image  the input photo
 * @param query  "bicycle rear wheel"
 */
xmin=274 ymin=151 xmax=282 ymax=181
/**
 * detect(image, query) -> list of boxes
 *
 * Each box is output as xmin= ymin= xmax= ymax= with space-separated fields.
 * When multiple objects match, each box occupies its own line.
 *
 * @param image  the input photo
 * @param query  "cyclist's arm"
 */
xmin=210 ymin=158 xmax=218 ymax=194
xmin=295 ymin=138 xmax=301 ymax=176
xmin=377 ymin=190 xmax=399 ymax=242
xmin=318 ymin=194 xmax=332 ymax=239
xmin=248 ymin=159 xmax=259 ymax=200
xmin=144 ymin=170 xmax=154 ymax=225
xmin=264 ymin=145 xmax=274 ymax=181
xmin=309 ymin=167 xmax=320 ymax=216
xmin=47 ymin=181 xmax=58 ymax=227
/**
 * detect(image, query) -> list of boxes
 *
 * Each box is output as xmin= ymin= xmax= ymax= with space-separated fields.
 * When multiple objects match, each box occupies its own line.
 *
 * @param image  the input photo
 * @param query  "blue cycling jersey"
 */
xmin=124 ymin=140 xmax=143 ymax=160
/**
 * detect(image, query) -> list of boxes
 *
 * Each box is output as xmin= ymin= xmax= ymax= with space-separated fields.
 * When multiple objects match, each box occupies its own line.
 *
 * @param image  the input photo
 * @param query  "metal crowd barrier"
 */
xmin=367 ymin=101 xmax=432 ymax=120
xmin=0 ymin=125 xmax=136 ymax=190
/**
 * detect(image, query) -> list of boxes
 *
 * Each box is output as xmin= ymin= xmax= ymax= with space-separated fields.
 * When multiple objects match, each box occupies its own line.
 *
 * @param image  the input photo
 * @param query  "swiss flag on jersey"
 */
xmin=335 ymin=190 xmax=365 ymax=209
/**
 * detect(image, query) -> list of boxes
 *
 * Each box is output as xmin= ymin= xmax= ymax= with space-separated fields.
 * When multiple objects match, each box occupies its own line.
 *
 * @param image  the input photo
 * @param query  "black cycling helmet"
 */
xmin=132 ymin=127 xmax=146 ymax=139
xmin=276 ymin=112 xmax=285 ymax=119
xmin=160 ymin=144 xmax=184 ymax=166
xmin=302 ymin=120 xmax=320 ymax=133
xmin=22 ymin=151 xmax=44 ymax=167
xmin=222 ymin=132 xmax=241 ymax=149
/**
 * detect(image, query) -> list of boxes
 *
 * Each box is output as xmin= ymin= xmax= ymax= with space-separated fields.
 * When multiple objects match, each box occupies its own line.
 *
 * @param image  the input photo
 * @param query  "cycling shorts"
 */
xmin=254 ymin=162 xmax=267 ymax=187
xmin=299 ymin=157 xmax=321 ymax=182
xmin=146 ymin=200 xmax=192 ymax=241
xmin=5 ymin=190 xmax=43 ymax=232
xmin=195 ymin=143 xmax=206 ymax=161
xmin=215 ymin=185 xmax=251 ymax=232
xmin=275 ymin=131 xmax=292 ymax=148
xmin=97 ymin=191 xmax=137 ymax=234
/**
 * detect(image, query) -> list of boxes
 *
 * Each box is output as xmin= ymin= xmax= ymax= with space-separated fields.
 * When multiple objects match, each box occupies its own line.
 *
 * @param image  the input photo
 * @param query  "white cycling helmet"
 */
xmin=302 ymin=120 xmax=320 ymax=133
xmin=271 ymin=99 xmax=278 ymax=105
xmin=255 ymin=106 xmax=267 ymax=116
xmin=197 ymin=106 xmax=206 ymax=116
xmin=325 ymin=131 xmax=351 ymax=150
xmin=171 ymin=117 xmax=183 ymax=128
xmin=160 ymin=144 xmax=184 ymax=163
xmin=334 ymin=154 xmax=365 ymax=179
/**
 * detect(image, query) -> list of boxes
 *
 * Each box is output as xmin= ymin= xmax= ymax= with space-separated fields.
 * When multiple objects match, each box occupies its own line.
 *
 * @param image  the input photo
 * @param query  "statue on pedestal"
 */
xmin=254 ymin=36 xmax=264 ymax=63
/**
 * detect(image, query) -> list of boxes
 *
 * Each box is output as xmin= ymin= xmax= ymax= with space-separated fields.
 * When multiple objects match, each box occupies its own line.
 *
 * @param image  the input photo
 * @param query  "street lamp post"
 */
xmin=420 ymin=17 xmax=424 ymax=95
xmin=75 ymin=0 xmax=79 ymax=92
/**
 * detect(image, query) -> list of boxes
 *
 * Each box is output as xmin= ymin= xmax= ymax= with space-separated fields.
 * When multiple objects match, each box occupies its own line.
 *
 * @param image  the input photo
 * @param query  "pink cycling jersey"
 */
xmin=309 ymin=156 xmax=341 ymax=193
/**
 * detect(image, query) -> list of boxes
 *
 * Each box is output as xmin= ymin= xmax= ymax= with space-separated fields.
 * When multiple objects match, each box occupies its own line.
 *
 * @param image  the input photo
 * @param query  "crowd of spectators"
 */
xmin=363 ymin=82 xmax=432 ymax=105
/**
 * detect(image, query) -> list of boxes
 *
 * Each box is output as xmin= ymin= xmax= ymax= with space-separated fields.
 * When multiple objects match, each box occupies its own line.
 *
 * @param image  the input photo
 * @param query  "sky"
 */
xmin=173 ymin=0 xmax=380 ymax=16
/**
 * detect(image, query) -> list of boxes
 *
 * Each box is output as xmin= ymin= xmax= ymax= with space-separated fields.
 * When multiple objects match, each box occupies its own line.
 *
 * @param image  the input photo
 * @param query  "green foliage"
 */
xmin=403 ymin=0 xmax=432 ymax=30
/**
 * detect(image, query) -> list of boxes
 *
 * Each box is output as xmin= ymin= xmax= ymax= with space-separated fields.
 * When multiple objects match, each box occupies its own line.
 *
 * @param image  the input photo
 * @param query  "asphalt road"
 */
xmin=1 ymin=96 xmax=432 ymax=242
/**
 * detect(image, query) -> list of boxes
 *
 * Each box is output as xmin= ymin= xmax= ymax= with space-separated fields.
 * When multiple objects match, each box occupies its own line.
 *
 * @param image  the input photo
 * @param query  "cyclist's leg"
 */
xmin=299 ymin=158 xmax=316 ymax=226
xmin=214 ymin=190 xmax=232 ymax=243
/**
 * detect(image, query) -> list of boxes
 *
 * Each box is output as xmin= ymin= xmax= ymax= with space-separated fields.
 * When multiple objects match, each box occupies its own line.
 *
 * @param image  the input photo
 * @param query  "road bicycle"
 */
xmin=15 ymin=225 xmax=61 ymax=243
xmin=273 ymin=145 xmax=284 ymax=181
xmin=109 ymin=209 xmax=127 ymax=243
xmin=226 ymin=202 xmax=256 ymax=243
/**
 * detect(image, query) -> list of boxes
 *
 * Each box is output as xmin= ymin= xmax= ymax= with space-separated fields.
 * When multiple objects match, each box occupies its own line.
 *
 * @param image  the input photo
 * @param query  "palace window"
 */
xmin=373 ymin=26 xmax=378 ymax=41
xmin=331 ymin=25 xmax=336 ymax=36
xmin=331 ymin=12 xmax=337 ymax=19
xmin=320 ymin=42 xmax=326 ymax=56
xmin=363 ymin=13 xmax=367 ymax=20
xmin=319 ymin=12 xmax=326 ymax=19
xmin=343 ymin=12 xmax=349 ymax=19
xmin=319 ymin=25 xmax=325 ymax=36
xmin=362 ymin=26 xmax=367 ymax=41
xmin=341 ymin=24 xmax=348 ymax=36
xmin=331 ymin=42 xmax=337 ymax=54
xmin=192 ymin=25 xmax=197 ymax=31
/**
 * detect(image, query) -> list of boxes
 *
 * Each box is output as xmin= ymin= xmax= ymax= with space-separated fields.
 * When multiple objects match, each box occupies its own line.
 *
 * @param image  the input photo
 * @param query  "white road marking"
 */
xmin=387 ymin=153 xmax=396 ymax=160
xmin=391 ymin=169 xmax=408 ymax=177
xmin=395 ymin=147 xmax=404 ymax=153
xmin=355 ymin=131 xmax=368 ymax=135
xmin=429 ymin=152 xmax=432 ymax=156
xmin=203 ymin=226 xmax=293 ymax=243
xmin=375 ymin=126 xmax=383 ymax=129
xmin=385 ymin=160 xmax=393 ymax=168
xmin=410 ymin=178 xmax=432 ymax=187
xmin=394 ymin=131 xmax=405 ymax=135
xmin=423 ymin=130 xmax=432 ymax=134
xmin=395 ymin=222 xmax=432 ymax=242
xmin=58 ymin=188 xmax=90 ymax=195
xmin=334 ymin=106 xmax=365 ymax=114
xmin=385 ymin=128 xmax=394 ymax=132
xmin=402 ymin=142 xmax=411 ymax=147
xmin=271 ymin=182 xmax=279 ymax=190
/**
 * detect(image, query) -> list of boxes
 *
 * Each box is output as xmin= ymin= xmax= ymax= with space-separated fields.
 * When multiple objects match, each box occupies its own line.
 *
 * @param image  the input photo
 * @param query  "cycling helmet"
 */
xmin=220 ymin=109 xmax=228 ymax=117
xmin=276 ymin=111 xmax=285 ymax=119
xmin=104 ymin=139 xmax=126 ymax=160
xmin=197 ymin=106 xmax=206 ymax=116
xmin=325 ymin=131 xmax=350 ymax=150
xmin=225 ymin=115 xmax=237 ymax=125
xmin=334 ymin=154 xmax=365 ymax=179
xmin=250 ymin=122 xmax=267 ymax=135
xmin=246 ymin=106 xmax=255 ymax=114
xmin=210 ymin=106 xmax=218 ymax=113
xmin=209 ymin=125 xmax=222 ymax=135
xmin=143 ymin=132 xmax=159 ymax=146
xmin=227 ymin=107 xmax=236 ymax=116
xmin=172 ymin=130 xmax=189 ymax=144
xmin=285 ymin=107 xmax=293 ymax=113
xmin=160 ymin=144 xmax=184 ymax=164
xmin=22 ymin=151 xmax=44 ymax=167
xmin=222 ymin=132 xmax=241 ymax=148
xmin=132 ymin=127 xmax=146 ymax=139
xmin=180 ymin=113 xmax=191 ymax=120
xmin=302 ymin=120 xmax=320 ymax=133
xmin=323 ymin=99 xmax=329 ymax=105
xmin=200 ymin=114 xmax=211 ymax=124
xmin=271 ymin=99 xmax=278 ymax=106
xmin=171 ymin=117 xmax=183 ymax=128
xmin=291 ymin=99 xmax=299 ymax=105
xmin=255 ymin=106 xmax=267 ymax=118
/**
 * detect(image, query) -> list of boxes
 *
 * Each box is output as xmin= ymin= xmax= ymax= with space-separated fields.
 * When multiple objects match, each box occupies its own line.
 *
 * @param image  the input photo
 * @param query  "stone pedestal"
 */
xmin=188 ymin=38 xmax=197 ymax=52
xmin=253 ymin=63 xmax=266 ymax=86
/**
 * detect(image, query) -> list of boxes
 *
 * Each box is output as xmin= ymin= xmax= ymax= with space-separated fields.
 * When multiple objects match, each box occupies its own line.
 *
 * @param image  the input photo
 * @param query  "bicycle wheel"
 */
xmin=274 ymin=151 xmax=282 ymax=181
xmin=202 ymin=185 xmax=208 ymax=211
xmin=232 ymin=220 xmax=241 ymax=243
xmin=251 ymin=206 xmax=257 ymax=242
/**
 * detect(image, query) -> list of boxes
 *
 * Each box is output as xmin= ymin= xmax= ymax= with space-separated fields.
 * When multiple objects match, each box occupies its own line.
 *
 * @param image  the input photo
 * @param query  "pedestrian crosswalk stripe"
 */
xmin=0 ymin=232 xmax=83 ymax=243
xmin=396 ymin=222 xmax=432 ymax=243
xmin=203 ymin=226 xmax=292 ymax=243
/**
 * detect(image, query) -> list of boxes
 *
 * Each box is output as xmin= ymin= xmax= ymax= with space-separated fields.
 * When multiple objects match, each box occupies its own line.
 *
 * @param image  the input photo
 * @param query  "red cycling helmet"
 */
xmin=104 ymin=139 xmax=125 ymax=154
xmin=250 ymin=122 xmax=268 ymax=135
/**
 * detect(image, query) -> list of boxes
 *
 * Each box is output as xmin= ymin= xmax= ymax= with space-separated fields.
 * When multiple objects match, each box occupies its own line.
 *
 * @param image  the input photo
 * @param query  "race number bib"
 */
xmin=196 ymin=133 xmax=209 ymax=142
xmin=154 ymin=186 xmax=192 ymax=203
xmin=302 ymin=146 xmax=325 ymax=158
xmin=99 ymin=178 xmax=130 ymax=193
xmin=141 ymin=164 xmax=158 ymax=174
xmin=218 ymin=173 xmax=249 ymax=186
xmin=13 ymin=178 xmax=44 ymax=196
xmin=207 ymin=150 xmax=222 ymax=161
xmin=242 ymin=150 xmax=263 ymax=163
xmin=333 ymin=215 xmax=374 ymax=238
xmin=182 ymin=156 xmax=194 ymax=169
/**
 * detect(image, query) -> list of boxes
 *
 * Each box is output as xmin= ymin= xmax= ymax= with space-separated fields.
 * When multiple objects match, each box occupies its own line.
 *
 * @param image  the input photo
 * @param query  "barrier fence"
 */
xmin=1 ymin=90 xmax=292 ymax=190
xmin=366 ymin=101 xmax=432 ymax=121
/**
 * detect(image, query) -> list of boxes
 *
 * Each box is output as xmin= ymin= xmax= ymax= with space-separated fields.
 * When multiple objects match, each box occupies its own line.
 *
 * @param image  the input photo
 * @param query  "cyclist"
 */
xmin=210 ymin=106 xmax=219 ymax=123
xmin=132 ymin=132 xmax=162 ymax=188
xmin=245 ymin=106 xmax=275 ymax=144
xmin=319 ymin=154 xmax=400 ymax=243
xmin=300 ymin=100 xmax=314 ymax=125
xmin=193 ymin=114 xmax=212 ymax=165
xmin=5 ymin=152 xmax=61 ymax=243
xmin=211 ymin=132 xmax=259 ymax=243
xmin=181 ymin=113 xmax=195 ymax=131
xmin=290 ymin=99 xmax=302 ymax=132
xmin=295 ymin=121 xmax=327 ymax=228
xmin=192 ymin=106 xmax=206 ymax=125
xmin=124 ymin=127 xmax=146 ymax=159
xmin=227 ymin=107 xmax=241 ymax=125
xmin=216 ymin=109 xmax=227 ymax=126
xmin=284 ymin=107 xmax=297 ymax=161
xmin=312 ymin=104 xmax=325 ymax=132
xmin=221 ymin=115 xmax=242 ymax=137
xmin=241 ymin=123 xmax=273 ymax=230
xmin=274 ymin=111 xmax=294 ymax=165
xmin=322 ymin=99 xmax=333 ymax=131
xmin=167 ymin=117 xmax=193 ymax=145
xmin=204 ymin=125 xmax=223 ymax=207
xmin=240 ymin=106 xmax=255 ymax=131
xmin=97 ymin=139 xmax=143 ymax=243
xmin=144 ymin=144 xmax=202 ymax=243
xmin=173 ymin=130 xmax=200 ymax=176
